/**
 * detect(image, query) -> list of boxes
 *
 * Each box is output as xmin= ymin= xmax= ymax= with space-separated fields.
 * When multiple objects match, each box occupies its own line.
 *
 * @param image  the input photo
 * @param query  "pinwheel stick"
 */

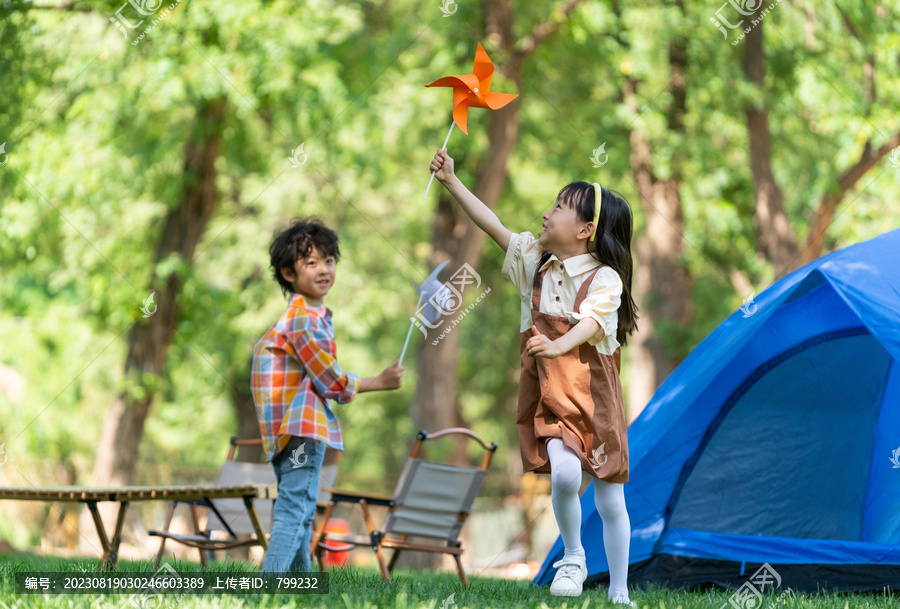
xmin=423 ymin=121 xmax=456 ymax=199
xmin=399 ymin=291 xmax=425 ymax=366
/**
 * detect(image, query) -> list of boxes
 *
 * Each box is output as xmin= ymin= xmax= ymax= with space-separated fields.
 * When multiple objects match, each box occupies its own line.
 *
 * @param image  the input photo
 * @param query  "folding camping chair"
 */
xmin=150 ymin=437 xmax=341 ymax=567
xmin=311 ymin=428 xmax=497 ymax=585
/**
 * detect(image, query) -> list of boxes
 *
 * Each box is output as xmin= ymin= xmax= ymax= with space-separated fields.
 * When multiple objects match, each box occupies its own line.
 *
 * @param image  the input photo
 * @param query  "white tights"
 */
xmin=547 ymin=437 xmax=631 ymax=600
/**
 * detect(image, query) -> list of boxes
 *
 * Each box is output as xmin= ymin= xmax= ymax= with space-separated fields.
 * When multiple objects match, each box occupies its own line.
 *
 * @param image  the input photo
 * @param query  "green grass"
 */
xmin=0 ymin=555 xmax=896 ymax=608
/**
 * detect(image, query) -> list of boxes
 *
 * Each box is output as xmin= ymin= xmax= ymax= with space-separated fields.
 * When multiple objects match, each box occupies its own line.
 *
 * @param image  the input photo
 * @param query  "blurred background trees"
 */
xmin=1 ymin=0 xmax=898 ymax=562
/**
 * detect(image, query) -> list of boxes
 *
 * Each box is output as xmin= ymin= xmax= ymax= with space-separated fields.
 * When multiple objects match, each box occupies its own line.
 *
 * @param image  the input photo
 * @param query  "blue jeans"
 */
xmin=261 ymin=436 xmax=326 ymax=574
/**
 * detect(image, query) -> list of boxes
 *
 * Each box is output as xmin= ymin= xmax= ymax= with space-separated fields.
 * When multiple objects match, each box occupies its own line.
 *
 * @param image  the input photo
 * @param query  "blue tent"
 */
xmin=536 ymin=228 xmax=900 ymax=592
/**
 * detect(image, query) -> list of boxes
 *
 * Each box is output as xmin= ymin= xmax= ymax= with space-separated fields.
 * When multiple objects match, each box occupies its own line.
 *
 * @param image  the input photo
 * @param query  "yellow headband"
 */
xmin=590 ymin=182 xmax=602 ymax=241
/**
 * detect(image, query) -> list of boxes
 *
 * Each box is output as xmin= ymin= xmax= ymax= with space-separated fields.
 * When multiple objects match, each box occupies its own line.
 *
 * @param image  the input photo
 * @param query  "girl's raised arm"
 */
xmin=431 ymin=150 xmax=512 ymax=252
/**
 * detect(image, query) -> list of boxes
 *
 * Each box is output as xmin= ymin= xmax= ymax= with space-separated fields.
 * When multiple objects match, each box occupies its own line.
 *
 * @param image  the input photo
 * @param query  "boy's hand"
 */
xmin=378 ymin=361 xmax=404 ymax=390
xmin=526 ymin=329 xmax=563 ymax=359
xmin=359 ymin=362 xmax=404 ymax=393
xmin=430 ymin=149 xmax=455 ymax=183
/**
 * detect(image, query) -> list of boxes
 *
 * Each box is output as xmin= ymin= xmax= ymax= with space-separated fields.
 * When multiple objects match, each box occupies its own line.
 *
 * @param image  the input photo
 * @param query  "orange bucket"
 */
xmin=321 ymin=518 xmax=352 ymax=567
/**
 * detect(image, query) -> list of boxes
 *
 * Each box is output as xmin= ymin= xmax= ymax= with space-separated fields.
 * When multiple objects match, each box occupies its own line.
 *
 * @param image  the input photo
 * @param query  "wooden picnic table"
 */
xmin=0 ymin=485 xmax=277 ymax=569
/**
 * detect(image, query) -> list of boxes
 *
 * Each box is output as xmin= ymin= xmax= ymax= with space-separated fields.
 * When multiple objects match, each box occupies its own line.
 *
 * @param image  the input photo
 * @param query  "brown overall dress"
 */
xmin=516 ymin=268 xmax=629 ymax=483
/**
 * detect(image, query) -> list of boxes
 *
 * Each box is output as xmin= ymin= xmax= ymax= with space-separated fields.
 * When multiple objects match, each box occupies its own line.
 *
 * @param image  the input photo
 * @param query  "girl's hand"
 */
xmin=526 ymin=330 xmax=563 ymax=359
xmin=378 ymin=361 xmax=404 ymax=390
xmin=430 ymin=149 xmax=455 ymax=183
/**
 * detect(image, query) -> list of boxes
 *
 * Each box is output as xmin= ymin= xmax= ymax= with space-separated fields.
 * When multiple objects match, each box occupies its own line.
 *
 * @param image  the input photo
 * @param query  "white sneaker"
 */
xmin=549 ymin=555 xmax=587 ymax=597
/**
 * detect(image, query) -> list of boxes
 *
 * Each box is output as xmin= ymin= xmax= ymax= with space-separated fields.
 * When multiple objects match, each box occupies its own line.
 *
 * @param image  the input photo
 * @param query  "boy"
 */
xmin=252 ymin=217 xmax=404 ymax=574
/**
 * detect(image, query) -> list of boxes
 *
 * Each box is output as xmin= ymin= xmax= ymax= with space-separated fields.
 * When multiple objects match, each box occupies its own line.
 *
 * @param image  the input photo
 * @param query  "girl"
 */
xmin=430 ymin=150 xmax=638 ymax=604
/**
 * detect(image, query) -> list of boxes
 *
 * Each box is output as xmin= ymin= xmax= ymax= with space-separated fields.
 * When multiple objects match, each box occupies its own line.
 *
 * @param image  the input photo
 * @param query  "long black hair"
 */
xmin=532 ymin=181 xmax=639 ymax=346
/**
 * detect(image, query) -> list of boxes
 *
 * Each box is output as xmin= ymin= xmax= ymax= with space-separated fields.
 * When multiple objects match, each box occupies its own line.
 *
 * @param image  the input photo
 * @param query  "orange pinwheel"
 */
xmin=422 ymin=43 xmax=518 ymax=198
xmin=426 ymin=43 xmax=518 ymax=135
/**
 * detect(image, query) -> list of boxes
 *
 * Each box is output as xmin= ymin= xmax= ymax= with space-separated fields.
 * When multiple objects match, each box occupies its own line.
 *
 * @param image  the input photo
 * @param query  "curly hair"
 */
xmin=268 ymin=217 xmax=340 ymax=297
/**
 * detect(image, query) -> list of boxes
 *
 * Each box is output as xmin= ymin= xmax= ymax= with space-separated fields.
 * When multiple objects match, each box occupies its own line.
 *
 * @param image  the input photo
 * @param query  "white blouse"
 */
xmin=501 ymin=232 xmax=623 ymax=355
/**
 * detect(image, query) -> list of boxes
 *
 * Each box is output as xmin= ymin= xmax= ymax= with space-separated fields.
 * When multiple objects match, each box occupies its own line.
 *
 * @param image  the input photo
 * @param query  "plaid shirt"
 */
xmin=251 ymin=293 xmax=360 ymax=462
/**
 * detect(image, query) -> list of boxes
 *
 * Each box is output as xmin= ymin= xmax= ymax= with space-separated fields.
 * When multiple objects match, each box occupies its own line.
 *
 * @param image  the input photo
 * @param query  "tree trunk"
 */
xmin=796 ymin=132 xmax=900 ymax=270
xmin=80 ymin=96 xmax=227 ymax=549
xmin=627 ymin=165 xmax=693 ymax=419
xmin=232 ymin=268 xmax=265 ymax=465
xmin=230 ymin=355 xmax=264 ymax=464
xmin=623 ymin=18 xmax=693 ymax=419
xmin=743 ymin=10 xmax=899 ymax=275
xmin=744 ymin=13 xmax=799 ymax=274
